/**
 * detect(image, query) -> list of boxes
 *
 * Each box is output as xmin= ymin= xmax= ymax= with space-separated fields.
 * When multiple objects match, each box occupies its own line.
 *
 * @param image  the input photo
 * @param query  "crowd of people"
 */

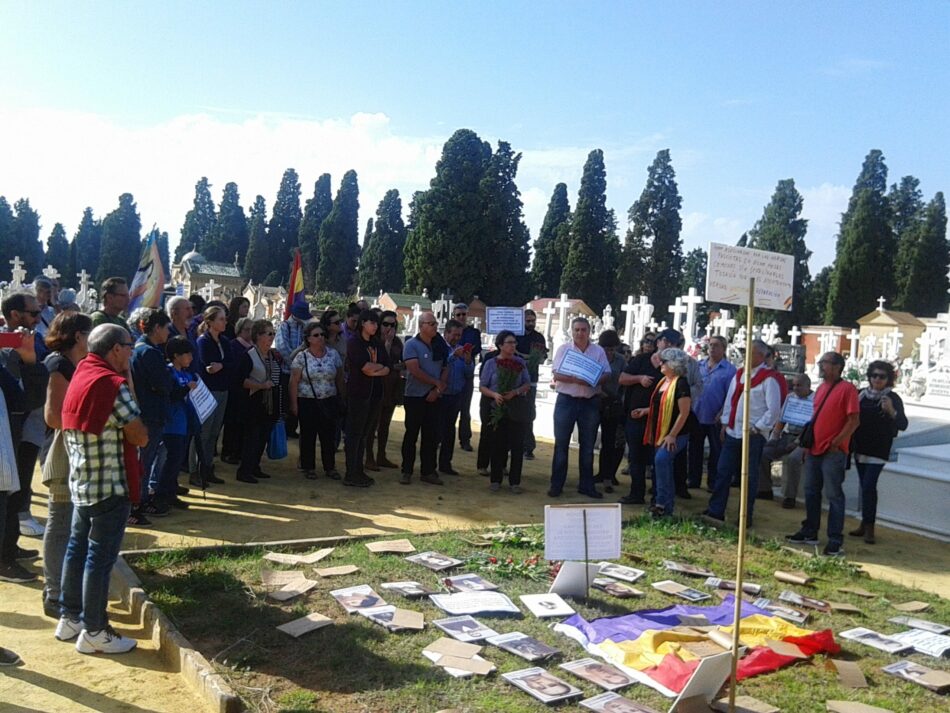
xmin=0 ymin=276 xmax=910 ymax=665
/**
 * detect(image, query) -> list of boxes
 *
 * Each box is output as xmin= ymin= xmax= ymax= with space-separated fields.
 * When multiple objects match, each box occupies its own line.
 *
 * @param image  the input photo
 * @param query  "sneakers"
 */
xmin=785 ymin=531 xmax=819 ymax=546
xmin=76 ymin=625 xmax=137 ymax=654
xmin=0 ymin=561 xmax=37 ymax=583
xmin=489 ymin=482 xmax=501 ymax=492
xmin=19 ymin=515 xmax=45 ymax=537
xmin=509 ymin=485 xmax=523 ymax=495
xmin=55 ymin=615 xmax=83 ymax=641
xmin=140 ymin=500 xmax=170 ymax=517
xmin=399 ymin=473 xmax=412 ymax=485
xmin=15 ymin=546 xmax=39 ymax=560
xmin=0 ymin=647 xmax=22 ymax=666
xmin=420 ymin=473 xmax=444 ymax=486
xmin=822 ymin=542 xmax=845 ymax=557
xmin=546 ymin=489 xmax=562 ymax=498
xmin=304 ymin=470 xmax=318 ymax=480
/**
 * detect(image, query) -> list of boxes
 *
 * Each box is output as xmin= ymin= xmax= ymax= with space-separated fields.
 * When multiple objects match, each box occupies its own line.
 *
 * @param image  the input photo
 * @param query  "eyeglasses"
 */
xmin=119 ymin=342 xmax=133 ymax=348
xmin=869 ymin=372 xmax=888 ymax=379
xmin=330 ymin=319 xmax=341 ymax=325
xmin=454 ymin=312 xmax=467 ymax=317
xmin=502 ymin=339 xmax=517 ymax=345
xmin=23 ymin=309 xmax=41 ymax=317
xmin=262 ymin=331 xmax=275 ymax=337
xmin=382 ymin=322 xmax=396 ymax=328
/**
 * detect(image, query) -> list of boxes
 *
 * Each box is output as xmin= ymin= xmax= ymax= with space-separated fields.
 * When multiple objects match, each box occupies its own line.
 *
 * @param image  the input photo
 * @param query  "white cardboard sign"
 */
xmin=486 ymin=307 xmax=525 ymax=335
xmin=544 ymin=505 xmax=622 ymax=562
xmin=706 ymin=242 xmax=795 ymax=311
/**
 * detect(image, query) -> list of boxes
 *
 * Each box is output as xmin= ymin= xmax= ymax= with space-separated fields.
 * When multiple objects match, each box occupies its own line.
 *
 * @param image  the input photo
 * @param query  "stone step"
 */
xmin=894 ymin=445 xmax=950 ymax=474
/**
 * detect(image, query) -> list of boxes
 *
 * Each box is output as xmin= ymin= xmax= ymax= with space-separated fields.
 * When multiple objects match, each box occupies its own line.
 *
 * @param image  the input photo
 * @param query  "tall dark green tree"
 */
xmin=44 ymin=223 xmax=70 ymax=278
xmin=744 ymin=179 xmax=811 ymax=332
xmin=680 ymin=247 xmax=707 ymax=294
xmin=889 ymin=176 xmax=925 ymax=311
xmin=478 ymin=141 xmax=532 ymax=304
xmin=826 ymin=150 xmax=893 ymax=326
xmin=897 ymin=193 xmax=949 ymax=316
xmin=203 ymin=182 xmax=247 ymax=265
xmin=298 ymin=174 xmax=333 ymax=292
xmin=176 ymin=177 xmax=217 ymax=261
xmin=405 ymin=129 xmax=493 ymax=299
xmin=315 ymin=170 xmax=360 ymax=293
xmin=632 ymin=150 xmax=683 ymax=315
xmin=615 ymin=230 xmax=648 ymax=300
xmin=70 ymin=208 xmax=102 ymax=288
xmin=0 ymin=197 xmax=17 ymax=281
xmin=155 ymin=229 xmax=171 ymax=277
xmin=803 ymin=266 xmax=832 ymax=325
xmin=560 ymin=149 xmax=620 ymax=313
xmin=97 ymin=193 xmax=142 ymax=283
xmin=14 ymin=199 xmax=44 ymax=279
xmin=244 ymin=195 xmax=270 ymax=283
xmin=358 ymin=189 xmax=406 ymax=296
xmin=269 ymin=168 xmax=303 ymax=282
xmin=531 ymin=183 xmax=571 ymax=297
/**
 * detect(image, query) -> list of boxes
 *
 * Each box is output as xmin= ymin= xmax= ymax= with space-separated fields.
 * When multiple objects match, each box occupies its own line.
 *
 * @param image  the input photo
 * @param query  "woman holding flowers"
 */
xmin=640 ymin=347 xmax=695 ymax=518
xmin=478 ymin=331 xmax=531 ymax=493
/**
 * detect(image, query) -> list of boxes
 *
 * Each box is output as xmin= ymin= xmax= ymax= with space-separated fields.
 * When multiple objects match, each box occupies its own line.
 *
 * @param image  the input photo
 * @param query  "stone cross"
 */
xmin=787 ymin=325 xmax=802 ymax=346
xmin=542 ymin=300 xmax=557 ymax=342
xmin=667 ymin=297 xmax=687 ymax=333
xmin=76 ymin=269 xmax=94 ymax=311
xmin=886 ymin=327 xmax=904 ymax=360
xmin=751 ymin=324 xmax=763 ymax=342
xmin=917 ymin=333 xmax=931 ymax=370
xmin=704 ymin=322 xmax=714 ymax=338
xmin=198 ymin=279 xmax=219 ymax=301
xmin=818 ymin=330 xmax=841 ymax=356
xmin=734 ymin=326 xmax=747 ymax=350
xmin=621 ymin=295 xmax=637 ymax=346
xmin=761 ymin=321 xmax=779 ymax=344
xmin=648 ymin=318 xmax=660 ymax=332
xmin=846 ymin=328 xmax=861 ymax=360
xmin=602 ymin=303 xmax=614 ymax=331
xmin=713 ymin=309 xmax=736 ymax=339
xmin=9 ymin=256 xmax=25 ymax=288
xmin=632 ymin=297 xmax=654 ymax=344
xmin=877 ymin=295 xmax=887 ymax=313
xmin=42 ymin=264 xmax=61 ymax=281
xmin=862 ymin=334 xmax=878 ymax=360
xmin=555 ymin=293 xmax=572 ymax=338
xmin=681 ymin=287 xmax=704 ymax=343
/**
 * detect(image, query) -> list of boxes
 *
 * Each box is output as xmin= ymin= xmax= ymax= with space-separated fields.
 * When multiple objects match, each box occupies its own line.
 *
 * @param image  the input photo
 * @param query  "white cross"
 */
xmin=877 ymin=295 xmax=887 ymax=313
xmin=633 ymin=296 xmax=654 ymax=344
xmin=761 ymin=321 xmax=780 ymax=344
xmin=542 ymin=300 xmax=557 ymax=341
xmin=555 ymin=293 xmax=572 ymax=336
xmin=198 ymin=279 xmax=219 ymax=301
xmin=42 ymin=264 xmax=61 ymax=281
xmin=621 ymin=295 xmax=637 ymax=346
xmin=667 ymin=297 xmax=687 ymax=333
xmin=704 ymin=322 xmax=713 ymax=338
xmin=648 ymin=318 xmax=659 ymax=332
xmin=713 ymin=309 xmax=736 ymax=339
xmin=9 ymin=256 xmax=25 ymax=288
xmin=862 ymin=334 xmax=878 ymax=360
xmin=917 ymin=333 xmax=931 ymax=369
xmin=846 ymin=328 xmax=861 ymax=360
xmin=602 ymin=303 xmax=614 ymax=331
xmin=734 ymin=326 xmax=747 ymax=350
xmin=681 ymin=287 xmax=704 ymax=343
xmin=887 ymin=327 xmax=904 ymax=359
xmin=787 ymin=325 xmax=802 ymax=346
xmin=76 ymin=269 xmax=93 ymax=310
xmin=751 ymin=324 xmax=763 ymax=342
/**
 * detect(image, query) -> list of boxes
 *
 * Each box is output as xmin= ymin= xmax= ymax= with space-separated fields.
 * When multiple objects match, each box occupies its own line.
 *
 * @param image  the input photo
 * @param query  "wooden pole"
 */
xmin=729 ymin=277 xmax=755 ymax=713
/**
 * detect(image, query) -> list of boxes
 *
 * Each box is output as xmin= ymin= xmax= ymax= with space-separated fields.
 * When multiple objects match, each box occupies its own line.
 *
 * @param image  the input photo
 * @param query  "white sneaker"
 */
xmin=55 ymin=616 xmax=83 ymax=641
xmin=19 ymin=515 xmax=45 ymax=538
xmin=76 ymin=625 xmax=137 ymax=654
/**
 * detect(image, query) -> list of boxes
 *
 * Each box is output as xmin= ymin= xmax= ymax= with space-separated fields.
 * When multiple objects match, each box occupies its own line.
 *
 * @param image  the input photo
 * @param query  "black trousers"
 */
xmin=237 ymin=412 xmax=273 ymax=478
xmin=367 ymin=395 xmax=398 ymax=460
xmin=491 ymin=418 xmax=526 ymax=485
xmin=438 ymin=392 xmax=462 ymax=471
xmin=477 ymin=396 xmax=496 ymax=470
xmin=401 ymin=396 xmax=440 ymax=477
xmin=298 ymin=397 xmax=338 ymax=473
xmin=221 ymin=388 xmax=244 ymax=460
xmin=2 ymin=441 xmax=39 ymax=561
xmin=457 ymin=377 xmax=475 ymax=446
xmin=345 ymin=397 xmax=380 ymax=479
xmin=597 ymin=414 xmax=625 ymax=482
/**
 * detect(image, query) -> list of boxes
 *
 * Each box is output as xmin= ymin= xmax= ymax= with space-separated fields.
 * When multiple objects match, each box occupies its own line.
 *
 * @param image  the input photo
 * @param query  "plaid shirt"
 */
xmin=275 ymin=318 xmax=305 ymax=374
xmin=65 ymin=383 xmax=141 ymax=506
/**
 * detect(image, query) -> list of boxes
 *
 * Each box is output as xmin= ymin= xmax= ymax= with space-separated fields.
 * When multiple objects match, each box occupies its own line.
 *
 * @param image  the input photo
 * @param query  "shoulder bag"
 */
xmin=797 ymin=380 xmax=839 ymax=450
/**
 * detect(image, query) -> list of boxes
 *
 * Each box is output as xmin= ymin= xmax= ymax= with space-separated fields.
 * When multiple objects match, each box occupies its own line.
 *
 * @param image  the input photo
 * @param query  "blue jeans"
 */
xmin=550 ymin=393 xmax=600 ymax=494
xmin=654 ymin=435 xmax=689 ymax=514
xmin=141 ymin=422 xmax=166 ymax=501
xmin=708 ymin=432 xmax=765 ymax=520
xmin=438 ymin=392 xmax=462 ymax=471
xmin=802 ymin=450 xmax=847 ymax=546
xmin=855 ymin=461 xmax=884 ymax=525
xmin=42 ymin=498 xmax=74 ymax=602
xmin=60 ymin=495 xmax=130 ymax=632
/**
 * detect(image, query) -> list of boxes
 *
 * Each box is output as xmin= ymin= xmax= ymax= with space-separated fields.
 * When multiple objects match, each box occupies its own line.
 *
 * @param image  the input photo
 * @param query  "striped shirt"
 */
xmin=65 ymin=383 xmax=141 ymax=506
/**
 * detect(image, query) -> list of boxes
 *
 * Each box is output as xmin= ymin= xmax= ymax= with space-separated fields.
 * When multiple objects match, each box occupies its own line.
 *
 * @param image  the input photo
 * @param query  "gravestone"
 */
xmin=774 ymin=344 xmax=806 ymax=376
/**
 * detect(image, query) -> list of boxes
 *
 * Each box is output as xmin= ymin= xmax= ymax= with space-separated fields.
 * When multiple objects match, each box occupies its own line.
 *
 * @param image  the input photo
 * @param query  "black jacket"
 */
xmin=852 ymin=391 xmax=908 ymax=461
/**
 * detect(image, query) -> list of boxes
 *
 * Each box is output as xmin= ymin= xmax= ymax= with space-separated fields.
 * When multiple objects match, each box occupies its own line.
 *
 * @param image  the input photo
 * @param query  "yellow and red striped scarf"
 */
xmin=643 ymin=376 xmax=679 ymax=446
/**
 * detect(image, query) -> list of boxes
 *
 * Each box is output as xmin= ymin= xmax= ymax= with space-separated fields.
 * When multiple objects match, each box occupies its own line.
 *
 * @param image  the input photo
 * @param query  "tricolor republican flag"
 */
xmin=284 ymin=248 xmax=307 ymax=320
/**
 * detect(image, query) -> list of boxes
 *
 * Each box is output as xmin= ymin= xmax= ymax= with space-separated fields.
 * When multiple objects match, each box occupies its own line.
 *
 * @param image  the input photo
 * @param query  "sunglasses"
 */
xmin=454 ymin=312 xmax=467 ymax=317
xmin=262 ymin=331 xmax=275 ymax=337
xmin=23 ymin=309 xmax=41 ymax=317
xmin=869 ymin=372 xmax=888 ymax=379
xmin=310 ymin=332 xmax=325 ymax=338
xmin=382 ymin=321 xmax=396 ymax=328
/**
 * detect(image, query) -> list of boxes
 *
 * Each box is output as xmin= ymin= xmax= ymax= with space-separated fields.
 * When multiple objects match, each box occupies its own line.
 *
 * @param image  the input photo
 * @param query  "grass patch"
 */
xmin=131 ymin=518 xmax=949 ymax=713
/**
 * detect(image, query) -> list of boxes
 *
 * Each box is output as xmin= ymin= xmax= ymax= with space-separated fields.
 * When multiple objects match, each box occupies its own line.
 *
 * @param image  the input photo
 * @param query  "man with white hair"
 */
xmin=703 ymin=339 xmax=781 ymax=526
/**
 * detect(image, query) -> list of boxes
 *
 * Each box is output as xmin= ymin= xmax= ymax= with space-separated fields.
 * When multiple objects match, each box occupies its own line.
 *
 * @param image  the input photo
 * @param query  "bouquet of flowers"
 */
xmin=489 ymin=358 xmax=525 ymax=427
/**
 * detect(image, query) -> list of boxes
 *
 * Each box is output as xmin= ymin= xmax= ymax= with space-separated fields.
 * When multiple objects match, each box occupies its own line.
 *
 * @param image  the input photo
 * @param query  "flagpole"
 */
xmin=729 ymin=277 xmax=755 ymax=713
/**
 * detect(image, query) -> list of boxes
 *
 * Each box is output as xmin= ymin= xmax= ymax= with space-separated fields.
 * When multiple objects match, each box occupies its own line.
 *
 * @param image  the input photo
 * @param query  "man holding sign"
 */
xmin=548 ymin=317 xmax=610 ymax=499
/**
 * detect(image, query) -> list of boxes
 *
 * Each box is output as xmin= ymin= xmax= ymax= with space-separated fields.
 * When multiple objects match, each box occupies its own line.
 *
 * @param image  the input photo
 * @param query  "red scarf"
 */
xmin=727 ymin=365 xmax=777 ymax=429
xmin=62 ymin=353 xmax=142 ymax=503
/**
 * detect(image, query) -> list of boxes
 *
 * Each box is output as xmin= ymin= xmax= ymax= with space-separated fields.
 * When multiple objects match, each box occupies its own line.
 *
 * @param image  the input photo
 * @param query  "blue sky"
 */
xmin=1 ymin=1 xmax=947 ymax=274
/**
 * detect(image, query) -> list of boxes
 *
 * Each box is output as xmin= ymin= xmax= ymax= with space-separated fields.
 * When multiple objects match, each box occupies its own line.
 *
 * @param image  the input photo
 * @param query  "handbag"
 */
xmin=797 ymin=380 xmax=839 ymax=451
xmin=42 ymin=428 xmax=72 ymax=502
xmin=267 ymin=419 xmax=288 ymax=460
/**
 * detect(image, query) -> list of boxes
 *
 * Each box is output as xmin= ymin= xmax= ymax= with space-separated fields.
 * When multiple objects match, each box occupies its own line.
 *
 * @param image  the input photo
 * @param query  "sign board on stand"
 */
xmin=706 ymin=243 xmax=795 ymax=312
xmin=486 ymin=307 xmax=525 ymax=336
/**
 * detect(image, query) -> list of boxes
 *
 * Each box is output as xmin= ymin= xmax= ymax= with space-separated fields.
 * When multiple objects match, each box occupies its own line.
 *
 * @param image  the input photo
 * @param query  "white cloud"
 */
xmin=820 ymin=58 xmax=891 ymax=79
xmin=801 ymin=182 xmax=850 ymax=269
xmin=680 ymin=211 xmax=746 ymax=251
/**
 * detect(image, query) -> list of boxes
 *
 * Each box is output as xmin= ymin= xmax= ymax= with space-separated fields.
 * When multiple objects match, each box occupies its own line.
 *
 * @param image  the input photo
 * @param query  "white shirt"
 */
xmin=720 ymin=364 xmax=782 ymax=439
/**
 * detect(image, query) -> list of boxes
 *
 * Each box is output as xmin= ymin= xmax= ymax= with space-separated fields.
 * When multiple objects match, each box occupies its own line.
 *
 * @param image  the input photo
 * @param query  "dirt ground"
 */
xmin=2 ymin=417 xmax=947 ymax=712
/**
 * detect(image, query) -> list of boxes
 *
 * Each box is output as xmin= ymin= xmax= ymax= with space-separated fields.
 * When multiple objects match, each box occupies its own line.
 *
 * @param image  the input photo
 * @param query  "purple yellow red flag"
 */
xmin=284 ymin=248 xmax=306 ymax=320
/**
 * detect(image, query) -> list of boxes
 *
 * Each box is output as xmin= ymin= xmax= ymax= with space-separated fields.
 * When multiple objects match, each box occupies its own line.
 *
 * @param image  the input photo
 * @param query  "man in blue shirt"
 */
xmin=437 ymin=319 xmax=469 ymax=475
xmin=452 ymin=303 xmax=481 ymax=452
xmin=688 ymin=335 xmax=736 ymax=491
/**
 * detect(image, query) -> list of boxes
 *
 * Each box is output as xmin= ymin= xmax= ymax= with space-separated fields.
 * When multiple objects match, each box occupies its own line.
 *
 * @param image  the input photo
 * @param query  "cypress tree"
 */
xmin=269 ymin=168 xmax=303 ymax=283
xmin=315 ymin=170 xmax=360 ymax=293
xmin=633 ymin=149 xmax=683 ymax=315
xmin=803 ymin=266 xmax=832 ymax=325
xmin=44 ymin=223 xmax=70 ymax=278
xmin=14 ymin=199 xmax=44 ymax=279
xmin=899 ymin=193 xmax=949 ymax=317
xmin=615 ymin=230 xmax=648 ymax=299
xmin=177 ymin=177 xmax=217 ymax=261
xmin=0 ymin=197 xmax=16 ymax=282
xmin=478 ymin=141 xmax=532 ymax=304
xmin=825 ymin=150 xmax=893 ymax=326
xmin=531 ymin=183 xmax=571 ymax=297
xmin=889 ymin=176 xmax=925 ymax=311
xmin=560 ymin=149 xmax=620 ymax=313
xmin=244 ymin=195 xmax=270 ymax=283
xmin=358 ymin=189 xmax=406 ymax=296
xmin=744 ymin=179 xmax=811 ymax=332
xmin=680 ymin=247 xmax=707 ymax=294
xmin=155 ymin=229 xmax=171 ymax=277
xmin=203 ymin=182 xmax=247 ymax=264
xmin=70 ymin=207 xmax=102 ymax=287
xmin=97 ymin=193 xmax=142 ymax=283
xmin=357 ymin=218 xmax=375 ymax=294
xmin=404 ymin=129 xmax=493 ymax=298
xmin=298 ymin=174 xmax=333 ymax=292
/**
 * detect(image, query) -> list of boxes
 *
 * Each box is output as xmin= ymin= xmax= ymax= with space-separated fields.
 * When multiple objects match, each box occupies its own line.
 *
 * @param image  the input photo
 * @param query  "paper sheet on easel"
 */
xmin=543 ymin=504 xmax=622 ymax=561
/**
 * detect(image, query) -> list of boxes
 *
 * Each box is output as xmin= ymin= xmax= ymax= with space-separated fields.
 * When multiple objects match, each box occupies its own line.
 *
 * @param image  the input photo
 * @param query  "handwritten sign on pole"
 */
xmin=706 ymin=243 xmax=795 ymax=311
xmin=486 ymin=307 xmax=525 ymax=335
xmin=188 ymin=379 xmax=217 ymax=424
xmin=543 ymin=504 xmax=622 ymax=561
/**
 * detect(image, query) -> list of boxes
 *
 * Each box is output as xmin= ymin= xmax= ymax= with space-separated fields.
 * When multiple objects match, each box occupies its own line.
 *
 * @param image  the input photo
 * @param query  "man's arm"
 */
xmin=831 ymin=413 xmax=860 ymax=450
